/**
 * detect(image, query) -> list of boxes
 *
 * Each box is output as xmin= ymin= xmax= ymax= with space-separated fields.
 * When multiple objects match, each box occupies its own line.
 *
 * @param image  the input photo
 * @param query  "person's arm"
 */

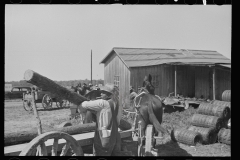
xmin=78 ymin=99 xmax=108 ymax=113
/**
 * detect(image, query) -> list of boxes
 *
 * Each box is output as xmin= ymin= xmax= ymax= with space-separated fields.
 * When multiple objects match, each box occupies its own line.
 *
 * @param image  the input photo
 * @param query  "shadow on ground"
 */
xmin=156 ymin=140 xmax=192 ymax=156
xmin=121 ymin=136 xmax=192 ymax=156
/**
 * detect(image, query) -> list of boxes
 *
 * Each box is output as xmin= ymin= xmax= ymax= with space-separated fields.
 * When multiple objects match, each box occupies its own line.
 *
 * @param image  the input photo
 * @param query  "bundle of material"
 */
xmin=187 ymin=126 xmax=217 ymax=144
xmin=197 ymin=103 xmax=230 ymax=121
xmin=211 ymin=100 xmax=231 ymax=109
xmin=191 ymin=114 xmax=223 ymax=131
xmin=218 ymin=128 xmax=231 ymax=145
xmin=222 ymin=90 xmax=231 ymax=102
xmin=119 ymin=118 xmax=132 ymax=131
xmin=120 ymin=109 xmax=136 ymax=130
xmin=171 ymin=128 xmax=202 ymax=146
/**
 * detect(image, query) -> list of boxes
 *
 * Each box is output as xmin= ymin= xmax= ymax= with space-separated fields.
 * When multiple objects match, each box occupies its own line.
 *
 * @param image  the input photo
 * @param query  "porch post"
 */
xmin=213 ymin=67 xmax=216 ymax=100
xmin=175 ymin=65 xmax=177 ymax=97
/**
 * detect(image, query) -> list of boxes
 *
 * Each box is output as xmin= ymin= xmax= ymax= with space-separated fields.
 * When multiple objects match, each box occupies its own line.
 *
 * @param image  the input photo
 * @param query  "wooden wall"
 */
xmin=194 ymin=66 xmax=231 ymax=100
xmin=215 ymin=67 xmax=231 ymax=100
xmin=130 ymin=65 xmax=196 ymax=97
xmin=103 ymin=52 xmax=231 ymax=103
xmin=104 ymin=51 xmax=130 ymax=107
xmin=194 ymin=66 xmax=212 ymax=99
xmin=130 ymin=64 xmax=175 ymax=97
xmin=176 ymin=65 xmax=195 ymax=97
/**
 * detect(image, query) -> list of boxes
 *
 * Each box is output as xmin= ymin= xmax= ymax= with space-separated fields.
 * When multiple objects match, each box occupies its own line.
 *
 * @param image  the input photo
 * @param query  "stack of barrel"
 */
xmin=171 ymin=90 xmax=231 ymax=146
xmin=212 ymin=90 xmax=231 ymax=145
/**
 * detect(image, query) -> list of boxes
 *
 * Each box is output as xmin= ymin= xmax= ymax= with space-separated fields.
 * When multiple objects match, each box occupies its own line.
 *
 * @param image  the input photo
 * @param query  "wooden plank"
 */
xmin=4 ymin=130 xmax=132 ymax=156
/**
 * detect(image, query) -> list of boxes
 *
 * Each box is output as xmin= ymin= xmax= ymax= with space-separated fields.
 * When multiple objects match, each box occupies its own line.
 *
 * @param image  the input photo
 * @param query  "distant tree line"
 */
xmin=5 ymin=79 xmax=104 ymax=88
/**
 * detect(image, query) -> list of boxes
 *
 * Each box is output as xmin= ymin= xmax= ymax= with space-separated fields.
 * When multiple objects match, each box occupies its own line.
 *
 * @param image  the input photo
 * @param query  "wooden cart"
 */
xmin=22 ymin=86 xmax=69 ymax=111
xmin=19 ymin=70 xmax=154 ymax=156
xmin=122 ymin=107 xmax=158 ymax=156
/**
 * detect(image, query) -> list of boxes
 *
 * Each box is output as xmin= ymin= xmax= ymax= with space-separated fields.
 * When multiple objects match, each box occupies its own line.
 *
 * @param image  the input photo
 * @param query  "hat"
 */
xmin=99 ymin=83 xmax=115 ymax=94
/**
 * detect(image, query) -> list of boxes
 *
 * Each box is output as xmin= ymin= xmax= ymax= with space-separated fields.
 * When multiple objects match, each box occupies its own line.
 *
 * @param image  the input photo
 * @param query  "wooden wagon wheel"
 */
xmin=42 ymin=94 xmax=53 ymax=109
xmin=145 ymin=125 xmax=154 ymax=156
xmin=137 ymin=121 xmax=145 ymax=156
xmin=23 ymin=100 xmax=33 ymax=111
xmin=19 ymin=131 xmax=83 ymax=156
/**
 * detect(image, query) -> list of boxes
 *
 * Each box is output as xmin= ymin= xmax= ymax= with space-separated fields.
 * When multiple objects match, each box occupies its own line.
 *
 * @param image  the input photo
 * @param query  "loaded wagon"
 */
xmin=9 ymin=70 xmax=159 ymax=156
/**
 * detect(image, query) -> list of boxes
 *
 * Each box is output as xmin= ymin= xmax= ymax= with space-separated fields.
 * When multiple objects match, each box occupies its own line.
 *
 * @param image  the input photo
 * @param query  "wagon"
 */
xmin=122 ymin=108 xmax=158 ymax=156
xmin=22 ymin=86 xmax=69 ymax=111
xmin=18 ymin=103 xmax=155 ymax=156
xmin=18 ymin=70 xmax=158 ymax=156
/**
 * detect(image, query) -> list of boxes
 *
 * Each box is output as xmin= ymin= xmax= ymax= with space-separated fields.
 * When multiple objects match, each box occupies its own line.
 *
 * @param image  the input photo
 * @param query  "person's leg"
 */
xmin=111 ymin=133 xmax=132 ymax=156
xmin=111 ymin=132 xmax=121 ymax=155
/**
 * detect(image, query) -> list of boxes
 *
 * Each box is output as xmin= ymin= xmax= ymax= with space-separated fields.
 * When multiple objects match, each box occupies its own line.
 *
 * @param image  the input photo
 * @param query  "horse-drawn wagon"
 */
xmin=13 ymin=70 xmax=168 ymax=156
xmin=22 ymin=86 xmax=69 ymax=111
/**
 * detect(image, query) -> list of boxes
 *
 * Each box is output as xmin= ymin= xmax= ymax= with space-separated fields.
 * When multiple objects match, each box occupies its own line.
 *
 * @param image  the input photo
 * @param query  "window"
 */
xmin=114 ymin=75 xmax=120 ymax=87
xmin=152 ymin=75 xmax=159 ymax=88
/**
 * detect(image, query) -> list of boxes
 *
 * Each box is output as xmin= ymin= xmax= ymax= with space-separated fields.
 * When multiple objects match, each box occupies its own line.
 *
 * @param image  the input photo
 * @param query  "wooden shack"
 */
xmin=100 ymin=47 xmax=231 ymax=107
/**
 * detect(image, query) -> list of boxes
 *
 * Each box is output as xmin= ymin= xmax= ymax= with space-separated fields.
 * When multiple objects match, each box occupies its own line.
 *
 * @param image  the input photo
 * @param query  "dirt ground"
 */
xmin=4 ymin=100 xmax=230 ymax=156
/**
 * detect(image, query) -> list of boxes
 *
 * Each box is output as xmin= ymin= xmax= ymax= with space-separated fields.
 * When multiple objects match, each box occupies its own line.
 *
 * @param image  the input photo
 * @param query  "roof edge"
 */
xmin=99 ymin=48 xmax=114 ymax=64
xmin=112 ymin=47 xmax=218 ymax=52
xmin=99 ymin=48 xmax=130 ymax=69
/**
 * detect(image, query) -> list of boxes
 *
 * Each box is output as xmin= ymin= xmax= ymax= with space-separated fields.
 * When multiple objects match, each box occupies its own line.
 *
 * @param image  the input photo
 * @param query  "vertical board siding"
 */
xmin=215 ymin=68 xmax=231 ymax=100
xmin=194 ymin=66 xmax=230 ymax=100
xmin=195 ymin=66 xmax=212 ymax=99
xmin=103 ymin=51 xmax=130 ymax=108
xmin=104 ymin=54 xmax=231 ymax=105
xmin=176 ymin=66 xmax=195 ymax=97
xmin=130 ymin=64 xmax=175 ymax=97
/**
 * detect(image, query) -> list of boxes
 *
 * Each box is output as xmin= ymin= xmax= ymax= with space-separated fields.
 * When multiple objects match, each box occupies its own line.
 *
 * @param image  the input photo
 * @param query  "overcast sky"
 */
xmin=5 ymin=5 xmax=231 ymax=81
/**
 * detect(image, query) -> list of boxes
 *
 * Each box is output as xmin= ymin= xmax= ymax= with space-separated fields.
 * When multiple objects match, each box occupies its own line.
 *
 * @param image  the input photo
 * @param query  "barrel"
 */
xmin=211 ymin=100 xmax=231 ymax=109
xmin=218 ymin=128 xmax=231 ymax=145
xmin=222 ymin=90 xmax=231 ymax=102
xmin=191 ymin=114 xmax=222 ymax=131
xmin=187 ymin=126 xmax=217 ymax=144
xmin=197 ymin=103 xmax=230 ymax=120
xmin=170 ymin=128 xmax=202 ymax=146
xmin=227 ymin=118 xmax=231 ymax=129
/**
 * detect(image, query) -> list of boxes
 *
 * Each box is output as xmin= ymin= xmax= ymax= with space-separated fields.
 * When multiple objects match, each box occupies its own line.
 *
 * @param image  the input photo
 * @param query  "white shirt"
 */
xmin=81 ymin=99 xmax=121 ymax=131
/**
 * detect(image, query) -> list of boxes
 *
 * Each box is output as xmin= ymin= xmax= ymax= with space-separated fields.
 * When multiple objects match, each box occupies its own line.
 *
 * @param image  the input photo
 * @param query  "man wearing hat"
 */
xmin=78 ymin=83 xmax=125 ymax=156
xmin=88 ymin=83 xmax=93 ymax=90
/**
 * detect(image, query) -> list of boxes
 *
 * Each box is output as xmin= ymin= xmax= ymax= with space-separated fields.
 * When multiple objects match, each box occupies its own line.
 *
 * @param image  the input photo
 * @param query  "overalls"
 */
xmin=92 ymin=99 xmax=122 ymax=156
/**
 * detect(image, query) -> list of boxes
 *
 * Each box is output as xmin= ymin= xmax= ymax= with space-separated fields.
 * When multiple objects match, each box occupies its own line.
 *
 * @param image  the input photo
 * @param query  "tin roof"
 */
xmin=100 ymin=47 xmax=231 ymax=68
xmin=218 ymin=64 xmax=231 ymax=68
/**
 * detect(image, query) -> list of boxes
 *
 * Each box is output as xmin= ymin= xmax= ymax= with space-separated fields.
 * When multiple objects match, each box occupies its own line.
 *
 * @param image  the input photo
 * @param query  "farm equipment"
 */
xmin=22 ymin=86 xmax=69 ymax=111
xmin=17 ymin=69 xmax=162 ymax=156
xmin=17 ymin=70 xmax=132 ymax=156
xmin=122 ymin=106 xmax=159 ymax=156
